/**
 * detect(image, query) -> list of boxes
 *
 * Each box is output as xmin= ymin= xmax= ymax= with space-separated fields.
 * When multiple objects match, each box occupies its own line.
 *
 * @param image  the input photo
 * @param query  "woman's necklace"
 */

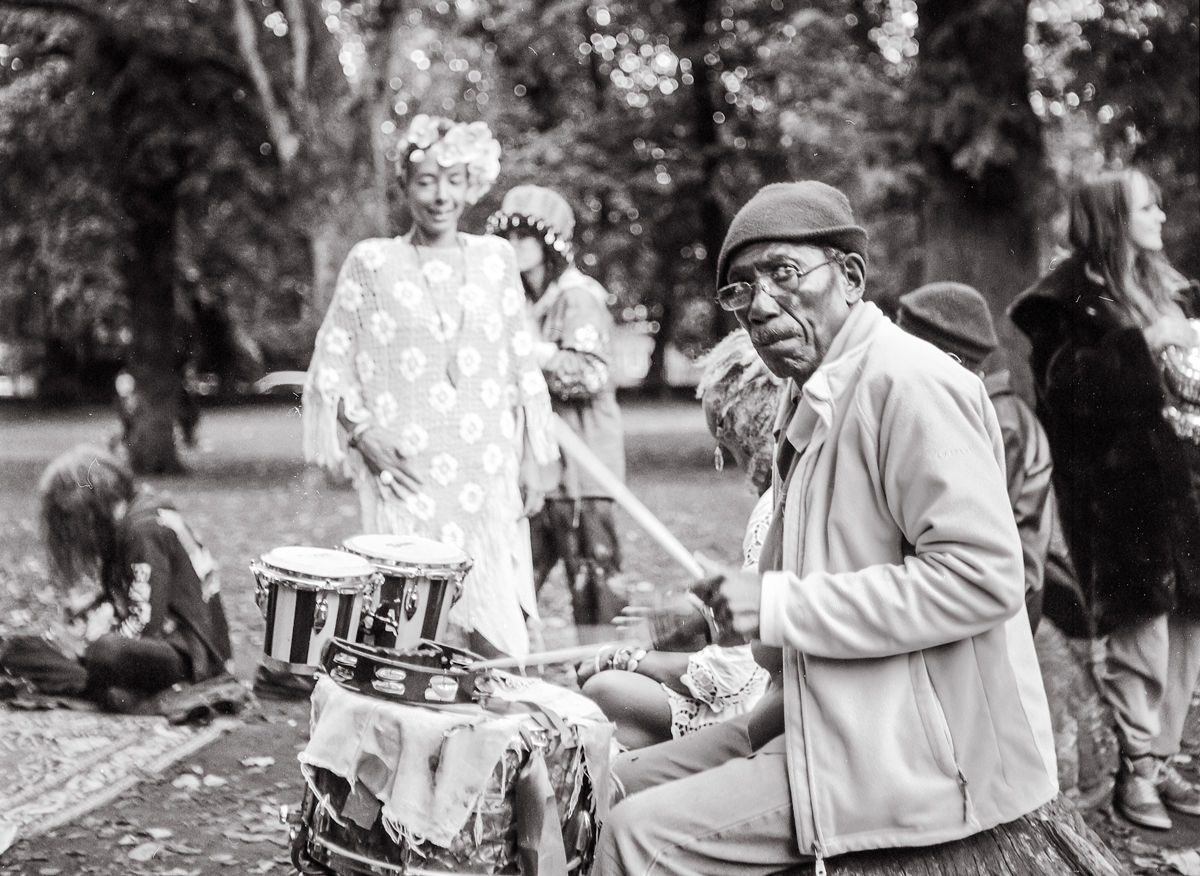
xmin=413 ymin=235 xmax=467 ymax=387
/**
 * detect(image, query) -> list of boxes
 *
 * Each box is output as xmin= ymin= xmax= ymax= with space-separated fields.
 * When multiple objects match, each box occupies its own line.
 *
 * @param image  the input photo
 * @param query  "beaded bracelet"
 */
xmin=611 ymin=646 xmax=648 ymax=674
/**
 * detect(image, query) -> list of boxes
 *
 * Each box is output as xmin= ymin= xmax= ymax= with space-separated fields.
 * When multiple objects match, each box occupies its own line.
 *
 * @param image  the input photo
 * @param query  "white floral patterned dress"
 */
xmin=302 ymin=233 xmax=556 ymax=657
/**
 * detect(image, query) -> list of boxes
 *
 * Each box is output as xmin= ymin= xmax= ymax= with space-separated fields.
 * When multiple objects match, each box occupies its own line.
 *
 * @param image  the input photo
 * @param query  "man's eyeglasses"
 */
xmin=715 ymin=258 xmax=839 ymax=312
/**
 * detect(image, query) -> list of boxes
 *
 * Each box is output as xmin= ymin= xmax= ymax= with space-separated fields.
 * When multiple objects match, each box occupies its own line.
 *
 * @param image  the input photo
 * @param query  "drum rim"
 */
xmin=341 ymin=534 xmax=472 ymax=573
xmin=251 ymin=561 xmax=375 ymax=593
xmin=257 ymin=545 xmax=377 ymax=579
xmin=261 ymin=653 xmax=320 ymax=676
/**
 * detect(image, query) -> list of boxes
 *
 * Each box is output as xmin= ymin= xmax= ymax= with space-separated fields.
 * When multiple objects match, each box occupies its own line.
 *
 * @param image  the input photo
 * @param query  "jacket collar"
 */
xmin=774 ymin=301 xmax=885 ymax=451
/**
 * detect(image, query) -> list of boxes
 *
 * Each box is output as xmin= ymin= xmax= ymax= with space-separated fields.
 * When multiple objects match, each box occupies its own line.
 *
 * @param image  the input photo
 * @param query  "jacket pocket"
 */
xmin=909 ymin=651 xmax=959 ymax=779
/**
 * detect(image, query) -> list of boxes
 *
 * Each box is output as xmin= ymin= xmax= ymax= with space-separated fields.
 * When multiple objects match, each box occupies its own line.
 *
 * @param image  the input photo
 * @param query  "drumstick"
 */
xmin=552 ymin=414 xmax=705 ymax=579
xmin=472 ymin=640 xmax=647 ymax=672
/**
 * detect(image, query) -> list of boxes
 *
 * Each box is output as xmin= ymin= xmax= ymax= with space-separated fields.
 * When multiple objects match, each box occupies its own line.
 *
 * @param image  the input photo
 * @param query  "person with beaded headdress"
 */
xmin=487 ymin=186 xmax=626 ymax=642
xmin=301 ymin=117 xmax=557 ymax=659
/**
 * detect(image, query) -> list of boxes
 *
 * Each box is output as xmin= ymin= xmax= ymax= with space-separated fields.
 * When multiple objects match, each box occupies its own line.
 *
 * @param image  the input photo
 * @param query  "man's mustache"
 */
xmin=751 ymin=321 xmax=810 ymax=349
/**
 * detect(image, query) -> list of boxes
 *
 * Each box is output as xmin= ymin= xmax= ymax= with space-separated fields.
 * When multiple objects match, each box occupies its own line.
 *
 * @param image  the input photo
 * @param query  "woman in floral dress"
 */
xmin=302 ymin=117 xmax=556 ymax=658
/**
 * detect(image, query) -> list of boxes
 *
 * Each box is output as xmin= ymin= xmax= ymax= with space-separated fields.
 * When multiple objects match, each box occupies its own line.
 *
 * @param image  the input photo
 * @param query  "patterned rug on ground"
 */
xmin=0 ymin=706 xmax=233 ymax=852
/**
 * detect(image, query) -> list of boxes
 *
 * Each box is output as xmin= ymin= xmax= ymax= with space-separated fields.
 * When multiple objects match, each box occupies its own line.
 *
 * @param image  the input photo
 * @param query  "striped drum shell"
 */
xmin=251 ymin=546 xmax=377 ymax=677
xmin=342 ymin=534 xmax=473 ymax=650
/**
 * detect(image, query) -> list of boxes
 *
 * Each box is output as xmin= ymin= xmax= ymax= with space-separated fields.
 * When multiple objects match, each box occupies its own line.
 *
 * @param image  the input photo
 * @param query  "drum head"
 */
xmin=260 ymin=545 xmax=376 ymax=579
xmin=343 ymin=534 xmax=470 ymax=571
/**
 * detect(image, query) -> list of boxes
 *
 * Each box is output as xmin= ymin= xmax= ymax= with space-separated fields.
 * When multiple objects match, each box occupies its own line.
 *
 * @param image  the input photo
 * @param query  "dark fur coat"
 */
xmin=1010 ymin=255 xmax=1200 ymax=636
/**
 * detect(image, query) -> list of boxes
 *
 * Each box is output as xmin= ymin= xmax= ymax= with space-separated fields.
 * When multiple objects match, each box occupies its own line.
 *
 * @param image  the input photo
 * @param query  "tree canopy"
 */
xmin=1 ymin=0 xmax=1196 ymax=467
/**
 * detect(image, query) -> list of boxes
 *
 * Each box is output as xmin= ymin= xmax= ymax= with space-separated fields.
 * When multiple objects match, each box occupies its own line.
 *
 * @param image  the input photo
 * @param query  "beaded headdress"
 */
xmin=486 ymin=185 xmax=576 ymax=258
xmin=401 ymin=115 xmax=502 ymax=205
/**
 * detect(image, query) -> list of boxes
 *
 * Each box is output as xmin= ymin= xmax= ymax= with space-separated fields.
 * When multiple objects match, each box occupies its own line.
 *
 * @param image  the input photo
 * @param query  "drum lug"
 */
xmin=314 ymin=595 xmax=328 ymax=633
xmin=365 ymin=572 xmax=382 ymax=614
xmin=403 ymin=580 xmax=420 ymax=621
xmin=254 ymin=580 xmax=268 ymax=617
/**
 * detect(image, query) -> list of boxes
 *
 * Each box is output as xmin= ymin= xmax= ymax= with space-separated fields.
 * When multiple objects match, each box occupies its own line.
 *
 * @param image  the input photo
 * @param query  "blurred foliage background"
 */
xmin=0 ymin=0 xmax=1196 ymax=471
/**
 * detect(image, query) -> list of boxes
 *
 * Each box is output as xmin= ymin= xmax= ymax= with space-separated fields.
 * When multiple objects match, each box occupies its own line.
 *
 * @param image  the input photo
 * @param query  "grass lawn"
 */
xmin=0 ymin=399 xmax=758 ymax=678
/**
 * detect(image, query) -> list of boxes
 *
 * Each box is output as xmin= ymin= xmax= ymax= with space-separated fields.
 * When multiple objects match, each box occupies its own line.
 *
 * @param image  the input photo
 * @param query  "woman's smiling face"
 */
xmin=406 ymin=154 xmax=468 ymax=243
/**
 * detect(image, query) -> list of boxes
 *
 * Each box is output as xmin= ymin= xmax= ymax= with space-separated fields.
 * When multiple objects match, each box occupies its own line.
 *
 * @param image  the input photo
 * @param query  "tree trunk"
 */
xmin=777 ymin=795 xmax=1122 ymax=875
xmin=123 ymin=187 xmax=185 ymax=474
xmin=913 ymin=0 xmax=1046 ymax=403
xmin=919 ymin=181 xmax=1040 ymax=399
xmin=1033 ymin=619 xmax=1118 ymax=811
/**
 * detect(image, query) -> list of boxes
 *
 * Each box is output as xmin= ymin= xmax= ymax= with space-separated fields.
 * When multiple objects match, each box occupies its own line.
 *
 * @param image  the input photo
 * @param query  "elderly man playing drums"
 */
xmin=592 ymin=181 xmax=1058 ymax=876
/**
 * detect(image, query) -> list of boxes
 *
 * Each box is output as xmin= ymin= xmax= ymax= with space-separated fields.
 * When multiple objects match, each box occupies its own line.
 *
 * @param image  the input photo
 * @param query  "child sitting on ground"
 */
xmin=0 ymin=445 xmax=233 ymax=712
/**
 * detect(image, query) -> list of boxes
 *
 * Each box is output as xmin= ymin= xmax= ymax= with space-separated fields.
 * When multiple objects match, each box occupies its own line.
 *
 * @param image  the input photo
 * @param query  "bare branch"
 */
xmin=280 ymin=0 xmax=308 ymax=97
xmin=0 ymin=0 xmax=252 ymax=84
xmin=229 ymin=0 xmax=300 ymax=165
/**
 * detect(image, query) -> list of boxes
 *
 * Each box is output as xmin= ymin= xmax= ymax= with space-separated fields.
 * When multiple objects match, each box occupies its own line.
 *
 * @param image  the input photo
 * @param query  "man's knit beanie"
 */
xmin=896 ymin=282 xmax=999 ymax=370
xmin=716 ymin=181 xmax=869 ymax=287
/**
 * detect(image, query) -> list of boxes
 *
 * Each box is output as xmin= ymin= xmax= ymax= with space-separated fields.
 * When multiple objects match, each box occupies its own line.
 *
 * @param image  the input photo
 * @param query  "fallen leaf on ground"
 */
xmin=166 ymin=842 xmax=203 ymax=855
xmin=223 ymin=830 xmax=273 ymax=843
xmin=145 ymin=828 xmax=173 ymax=840
xmin=202 ymin=775 xmax=228 ymax=787
xmin=1162 ymin=848 xmax=1200 ymax=876
xmin=240 ymin=757 xmax=275 ymax=768
xmin=127 ymin=842 xmax=161 ymax=862
xmin=171 ymin=775 xmax=202 ymax=791
xmin=117 ymin=833 xmax=140 ymax=846
xmin=0 ymin=823 xmax=16 ymax=856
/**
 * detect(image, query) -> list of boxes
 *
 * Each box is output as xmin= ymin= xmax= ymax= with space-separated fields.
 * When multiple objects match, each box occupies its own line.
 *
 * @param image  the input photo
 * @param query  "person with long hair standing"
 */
xmin=487 ymin=185 xmax=626 ymax=641
xmin=1011 ymin=168 xmax=1200 ymax=829
xmin=0 ymin=445 xmax=233 ymax=711
xmin=302 ymin=117 xmax=556 ymax=659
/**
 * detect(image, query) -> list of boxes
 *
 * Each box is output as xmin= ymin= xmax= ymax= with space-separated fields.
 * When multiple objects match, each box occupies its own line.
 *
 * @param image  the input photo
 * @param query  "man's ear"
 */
xmin=842 ymin=254 xmax=866 ymax=305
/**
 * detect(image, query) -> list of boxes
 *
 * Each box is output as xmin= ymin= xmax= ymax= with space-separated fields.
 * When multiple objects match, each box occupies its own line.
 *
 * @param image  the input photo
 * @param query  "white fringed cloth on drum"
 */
xmin=299 ymin=675 xmax=614 ymax=872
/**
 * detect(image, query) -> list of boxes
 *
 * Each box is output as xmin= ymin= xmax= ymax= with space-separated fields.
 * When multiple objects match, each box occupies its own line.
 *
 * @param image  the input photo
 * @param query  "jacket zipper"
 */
xmin=799 ymin=653 xmax=829 ymax=875
xmin=957 ymin=767 xmax=974 ymax=823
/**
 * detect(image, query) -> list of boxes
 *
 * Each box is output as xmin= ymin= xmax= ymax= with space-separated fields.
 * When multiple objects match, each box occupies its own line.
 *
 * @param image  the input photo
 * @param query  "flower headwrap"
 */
xmin=401 ymin=115 xmax=502 ymax=205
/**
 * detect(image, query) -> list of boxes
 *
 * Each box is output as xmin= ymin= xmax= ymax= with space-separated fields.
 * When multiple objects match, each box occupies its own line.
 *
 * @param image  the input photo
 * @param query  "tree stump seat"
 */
xmin=773 ymin=794 xmax=1124 ymax=875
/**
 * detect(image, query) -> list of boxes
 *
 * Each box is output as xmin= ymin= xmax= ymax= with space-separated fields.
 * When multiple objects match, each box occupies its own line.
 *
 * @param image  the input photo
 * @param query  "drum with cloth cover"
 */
xmin=288 ymin=673 xmax=613 ymax=875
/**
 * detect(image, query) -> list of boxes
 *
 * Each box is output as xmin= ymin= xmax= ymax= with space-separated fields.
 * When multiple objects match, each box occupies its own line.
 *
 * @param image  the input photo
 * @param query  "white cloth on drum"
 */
xmin=476 ymin=672 xmax=618 ymax=819
xmin=301 ymin=677 xmax=522 ymax=847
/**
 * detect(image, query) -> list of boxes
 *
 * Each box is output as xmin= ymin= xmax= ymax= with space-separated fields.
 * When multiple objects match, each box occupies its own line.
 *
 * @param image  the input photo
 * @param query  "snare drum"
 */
xmin=251 ymin=546 xmax=377 ymax=677
xmin=342 ymin=534 xmax=472 ymax=650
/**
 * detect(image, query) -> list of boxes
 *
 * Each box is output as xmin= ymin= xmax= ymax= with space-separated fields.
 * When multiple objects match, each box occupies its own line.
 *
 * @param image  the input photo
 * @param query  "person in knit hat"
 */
xmin=593 ymin=182 xmax=1057 ymax=876
xmin=897 ymin=281 xmax=1068 ymax=636
xmin=895 ymin=281 xmax=999 ymax=368
xmin=488 ymin=186 xmax=627 ymax=643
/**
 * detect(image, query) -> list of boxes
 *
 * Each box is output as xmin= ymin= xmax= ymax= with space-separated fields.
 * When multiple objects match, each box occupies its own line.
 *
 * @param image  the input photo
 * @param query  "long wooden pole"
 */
xmin=552 ymin=414 xmax=705 ymax=579
xmin=471 ymin=640 xmax=642 ymax=672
